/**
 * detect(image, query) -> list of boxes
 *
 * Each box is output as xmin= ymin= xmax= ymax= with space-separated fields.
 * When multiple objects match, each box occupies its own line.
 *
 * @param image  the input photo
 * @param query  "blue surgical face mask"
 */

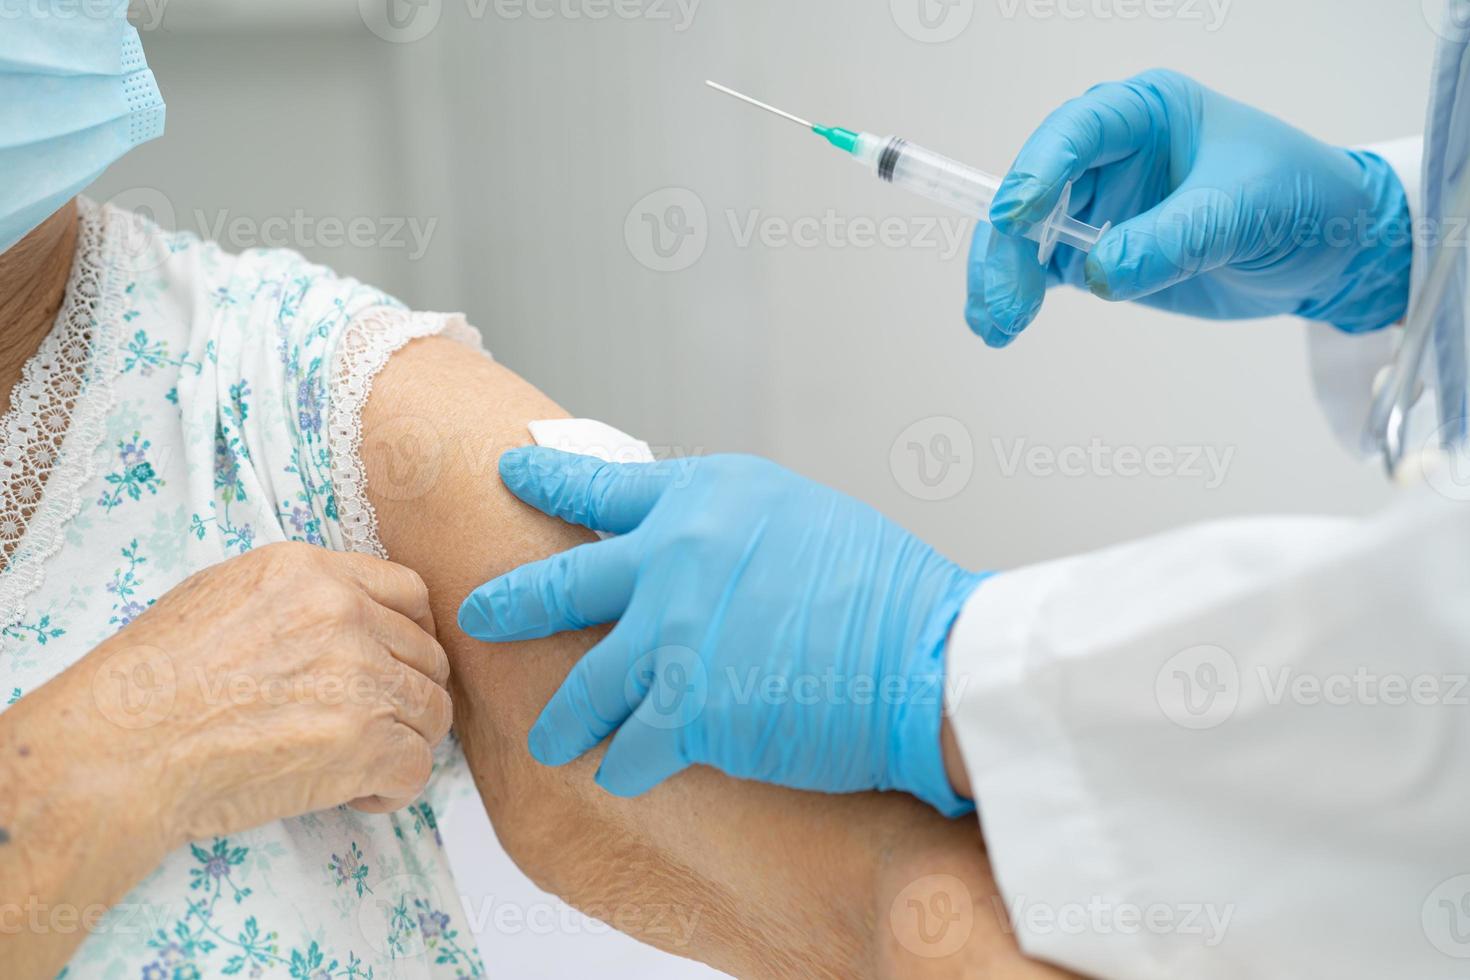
xmin=0 ymin=0 xmax=166 ymax=254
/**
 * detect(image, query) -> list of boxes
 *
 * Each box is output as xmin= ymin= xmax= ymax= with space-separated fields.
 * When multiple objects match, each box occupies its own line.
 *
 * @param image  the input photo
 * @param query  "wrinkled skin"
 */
xmin=2 ymin=542 xmax=454 ymax=978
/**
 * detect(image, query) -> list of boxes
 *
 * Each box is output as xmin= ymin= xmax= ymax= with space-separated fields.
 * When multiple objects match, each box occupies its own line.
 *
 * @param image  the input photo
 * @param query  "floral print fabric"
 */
xmin=1 ymin=200 xmax=486 ymax=980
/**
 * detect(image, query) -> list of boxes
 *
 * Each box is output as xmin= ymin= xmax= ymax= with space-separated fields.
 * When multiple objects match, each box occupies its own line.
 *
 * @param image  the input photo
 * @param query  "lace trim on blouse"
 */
xmin=327 ymin=306 xmax=483 ymax=559
xmin=0 ymin=200 xmax=125 ymax=627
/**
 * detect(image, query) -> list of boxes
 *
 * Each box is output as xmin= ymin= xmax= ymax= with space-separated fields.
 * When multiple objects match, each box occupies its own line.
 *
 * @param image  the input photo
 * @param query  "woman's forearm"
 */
xmin=0 ymin=642 xmax=173 ymax=980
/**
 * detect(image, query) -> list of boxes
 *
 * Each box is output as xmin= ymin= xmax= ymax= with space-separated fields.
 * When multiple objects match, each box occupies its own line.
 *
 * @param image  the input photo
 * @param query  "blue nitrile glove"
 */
xmin=966 ymin=68 xmax=1413 ymax=347
xmin=458 ymin=448 xmax=987 ymax=817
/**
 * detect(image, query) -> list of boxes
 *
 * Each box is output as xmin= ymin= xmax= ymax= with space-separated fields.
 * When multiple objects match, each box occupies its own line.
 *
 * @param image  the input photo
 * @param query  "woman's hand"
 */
xmin=93 ymin=541 xmax=454 ymax=840
xmin=458 ymin=448 xmax=985 ymax=817
xmin=1 ymin=542 xmax=452 ymax=979
xmin=966 ymin=69 xmax=1413 ymax=346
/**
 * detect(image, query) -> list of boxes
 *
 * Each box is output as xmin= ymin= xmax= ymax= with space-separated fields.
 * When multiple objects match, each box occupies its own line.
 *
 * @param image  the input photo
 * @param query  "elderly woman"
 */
xmin=0 ymin=6 xmax=1073 ymax=980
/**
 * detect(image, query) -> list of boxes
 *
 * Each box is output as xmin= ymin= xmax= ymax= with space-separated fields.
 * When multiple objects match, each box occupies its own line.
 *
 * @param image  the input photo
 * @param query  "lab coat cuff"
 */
xmin=943 ymin=568 xmax=1161 ymax=979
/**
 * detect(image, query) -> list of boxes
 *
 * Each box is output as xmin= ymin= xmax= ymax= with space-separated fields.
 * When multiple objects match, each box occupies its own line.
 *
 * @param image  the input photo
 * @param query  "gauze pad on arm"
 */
xmin=527 ymin=420 xmax=656 ymax=540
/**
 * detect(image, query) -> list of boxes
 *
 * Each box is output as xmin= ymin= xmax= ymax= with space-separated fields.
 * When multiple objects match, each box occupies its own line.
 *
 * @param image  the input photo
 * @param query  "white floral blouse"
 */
xmin=1 ymin=199 xmax=486 ymax=980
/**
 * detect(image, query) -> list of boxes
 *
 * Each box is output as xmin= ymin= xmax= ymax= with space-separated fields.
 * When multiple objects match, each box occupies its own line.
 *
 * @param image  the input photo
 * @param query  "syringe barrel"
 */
xmin=857 ymin=134 xmax=1004 ymax=217
xmin=852 ymin=132 xmax=1106 ymax=262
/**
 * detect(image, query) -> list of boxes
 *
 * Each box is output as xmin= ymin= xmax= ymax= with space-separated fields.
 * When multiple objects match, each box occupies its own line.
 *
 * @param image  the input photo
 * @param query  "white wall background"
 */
xmin=97 ymin=1 xmax=1434 ymax=975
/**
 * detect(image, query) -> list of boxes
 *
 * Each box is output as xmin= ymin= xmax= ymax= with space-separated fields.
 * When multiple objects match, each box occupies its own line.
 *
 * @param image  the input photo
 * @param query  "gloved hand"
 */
xmin=458 ymin=448 xmax=986 ymax=816
xmin=966 ymin=68 xmax=1413 ymax=347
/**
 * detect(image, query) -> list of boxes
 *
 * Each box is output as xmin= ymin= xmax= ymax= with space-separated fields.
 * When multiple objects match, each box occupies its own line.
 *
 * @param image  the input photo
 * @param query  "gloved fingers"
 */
xmin=964 ymin=222 xmax=1048 ymax=348
xmin=457 ymin=533 xmax=639 ymax=641
xmin=1083 ymin=182 xmax=1237 ymax=303
xmin=527 ymin=623 xmax=641 ymax=766
xmin=499 ymin=446 xmax=681 ymax=534
xmin=989 ymin=77 xmax=1158 ymax=237
xmin=1068 ymin=167 xmax=1100 ymax=216
xmin=593 ymin=689 xmax=694 ymax=797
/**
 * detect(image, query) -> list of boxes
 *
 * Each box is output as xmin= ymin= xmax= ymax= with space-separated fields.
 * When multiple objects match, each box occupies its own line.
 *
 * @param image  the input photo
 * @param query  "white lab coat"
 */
xmin=944 ymin=56 xmax=1470 ymax=980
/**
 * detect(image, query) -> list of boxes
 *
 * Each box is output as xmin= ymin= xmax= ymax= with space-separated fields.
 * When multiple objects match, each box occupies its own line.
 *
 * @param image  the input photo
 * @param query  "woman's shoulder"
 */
xmin=92 ymin=199 xmax=485 ymax=558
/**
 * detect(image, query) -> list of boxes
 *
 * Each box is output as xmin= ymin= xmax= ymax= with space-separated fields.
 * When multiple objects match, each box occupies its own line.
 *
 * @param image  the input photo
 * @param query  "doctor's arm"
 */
xmin=945 ymin=477 xmax=1470 ymax=979
xmin=358 ymin=335 xmax=1074 ymax=979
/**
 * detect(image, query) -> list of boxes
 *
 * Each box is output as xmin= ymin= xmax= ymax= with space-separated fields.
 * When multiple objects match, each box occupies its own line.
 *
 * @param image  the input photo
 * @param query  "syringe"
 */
xmin=706 ymin=81 xmax=1109 ymax=263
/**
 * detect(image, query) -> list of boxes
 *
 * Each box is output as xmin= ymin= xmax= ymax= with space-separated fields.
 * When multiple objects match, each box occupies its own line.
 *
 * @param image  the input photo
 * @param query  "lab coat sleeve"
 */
xmin=1306 ymin=135 xmax=1423 ymax=454
xmin=945 ymin=476 xmax=1470 ymax=980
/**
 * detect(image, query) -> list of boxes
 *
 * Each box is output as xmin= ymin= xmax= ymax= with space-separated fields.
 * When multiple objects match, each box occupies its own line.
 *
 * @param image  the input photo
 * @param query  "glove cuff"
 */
xmin=1301 ymin=148 xmax=1414 ymax=334
xmin=888 ymin=569 xmax=992 ymax=818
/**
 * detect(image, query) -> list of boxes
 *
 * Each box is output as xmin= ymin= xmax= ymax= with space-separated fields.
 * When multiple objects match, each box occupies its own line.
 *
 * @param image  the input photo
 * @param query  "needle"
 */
xmin=704 ymin=80 xmax=812 ymax=129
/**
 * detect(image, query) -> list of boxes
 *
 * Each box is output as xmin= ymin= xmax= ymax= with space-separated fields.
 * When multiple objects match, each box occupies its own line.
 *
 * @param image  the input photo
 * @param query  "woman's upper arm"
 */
xmin=354 ymin=335 xmax=840 ymax=969
xmin=354 ymin=333 xmax=1071 ymax=980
